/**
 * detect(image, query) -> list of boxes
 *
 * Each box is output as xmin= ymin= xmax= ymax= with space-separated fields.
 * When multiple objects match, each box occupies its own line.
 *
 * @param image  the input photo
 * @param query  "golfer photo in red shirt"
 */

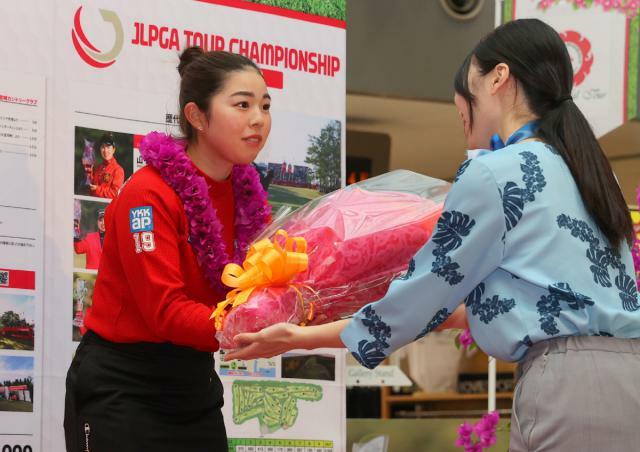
xmin=88 ymin=133 xmax=125 ymax=199
xmin=73 ymin=209 xmax=105 ymax=270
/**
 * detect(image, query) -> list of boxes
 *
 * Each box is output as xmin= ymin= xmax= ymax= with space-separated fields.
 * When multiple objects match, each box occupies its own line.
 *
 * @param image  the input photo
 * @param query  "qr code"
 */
xmin=0 ymin=271 xmax=8 ymax=286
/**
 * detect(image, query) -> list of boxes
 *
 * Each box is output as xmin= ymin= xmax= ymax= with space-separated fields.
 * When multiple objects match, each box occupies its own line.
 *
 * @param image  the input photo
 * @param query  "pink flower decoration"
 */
xmin=459 ymin=328 xmax=475 ymax=349
xmin=475 ymin=411 xmax=500 ymax=448
xmin=537 ymin=0 xmax=639 ymax=17
xmin=455 ymin=422 xmax=474 ymax=448
xmin=455 ymin=411 xmax=500 ymax=451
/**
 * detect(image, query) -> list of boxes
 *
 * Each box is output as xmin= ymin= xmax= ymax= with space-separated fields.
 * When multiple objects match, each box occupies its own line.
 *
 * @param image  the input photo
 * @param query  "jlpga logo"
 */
xmin=71 ymin=6 xmax=124 ymax=68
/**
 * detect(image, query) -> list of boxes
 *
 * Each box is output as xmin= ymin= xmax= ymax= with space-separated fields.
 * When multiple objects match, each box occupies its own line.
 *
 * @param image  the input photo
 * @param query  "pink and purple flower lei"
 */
xmin=139 ymin=132 xmax=271 ymax=293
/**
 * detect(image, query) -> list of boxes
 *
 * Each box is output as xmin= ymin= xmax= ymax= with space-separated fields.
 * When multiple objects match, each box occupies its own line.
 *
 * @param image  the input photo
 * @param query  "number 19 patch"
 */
xmin=129 ymin=206 xmax=154 ymax=233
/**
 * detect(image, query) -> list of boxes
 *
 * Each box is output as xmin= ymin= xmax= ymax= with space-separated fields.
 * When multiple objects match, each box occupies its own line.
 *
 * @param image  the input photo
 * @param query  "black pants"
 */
xmin=64 ymin=331 xmax=228 ymax=452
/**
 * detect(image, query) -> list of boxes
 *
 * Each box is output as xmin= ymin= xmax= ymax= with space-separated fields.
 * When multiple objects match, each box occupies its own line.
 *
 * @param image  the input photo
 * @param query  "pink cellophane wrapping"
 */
xmin=217 ymin=170 xmax=449 ymax=349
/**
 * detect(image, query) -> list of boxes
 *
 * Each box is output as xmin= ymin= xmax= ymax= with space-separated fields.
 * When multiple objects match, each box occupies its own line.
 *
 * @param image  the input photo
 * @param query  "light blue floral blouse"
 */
xmin=340 ymin=138 xmax=640 ymax=367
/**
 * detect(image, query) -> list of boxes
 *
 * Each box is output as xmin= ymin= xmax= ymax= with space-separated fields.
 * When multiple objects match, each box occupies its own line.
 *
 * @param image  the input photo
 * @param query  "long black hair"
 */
xmin=455 ymin=18 xmax=633 ymax=248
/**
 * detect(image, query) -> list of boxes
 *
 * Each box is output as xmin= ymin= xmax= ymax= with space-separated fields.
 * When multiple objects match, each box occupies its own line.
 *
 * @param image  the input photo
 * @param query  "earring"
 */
xmin=198 ymin=127 xmax=203 ymax=131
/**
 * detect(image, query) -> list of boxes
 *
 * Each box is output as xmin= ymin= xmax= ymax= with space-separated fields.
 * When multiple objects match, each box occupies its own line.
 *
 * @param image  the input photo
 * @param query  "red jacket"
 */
xmin=91 ymin=158 xmax=125 ymax=199
xmin=85 ymin=165 xmax=235 ymax=351
xmin=74 ymin=232 xmax=103 ymax=270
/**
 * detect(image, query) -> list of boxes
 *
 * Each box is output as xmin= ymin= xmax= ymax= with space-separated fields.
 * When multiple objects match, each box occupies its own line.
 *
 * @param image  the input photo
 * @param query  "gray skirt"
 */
xmin=510 ymin=335 xmax=640 ymax=451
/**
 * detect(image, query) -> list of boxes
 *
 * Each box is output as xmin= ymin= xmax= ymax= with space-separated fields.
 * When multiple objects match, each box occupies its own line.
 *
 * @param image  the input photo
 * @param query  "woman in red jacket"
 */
xmin=88 ymin=133 xmax=125 ymax=199
xmin=73 ymin=209 xmax=105 ymax=270
xmin=64 ymin=47 xmax=272 ymax=451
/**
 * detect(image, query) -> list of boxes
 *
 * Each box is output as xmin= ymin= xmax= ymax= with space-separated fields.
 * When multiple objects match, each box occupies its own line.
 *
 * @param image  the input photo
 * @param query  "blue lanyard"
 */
xmin=490 ymin=121 xmax=539 ymax=150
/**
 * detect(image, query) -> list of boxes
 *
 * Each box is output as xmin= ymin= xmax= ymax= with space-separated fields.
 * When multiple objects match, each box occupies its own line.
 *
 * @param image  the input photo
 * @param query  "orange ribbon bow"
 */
xmin=211 ymin=230 xmax=309 ymax=330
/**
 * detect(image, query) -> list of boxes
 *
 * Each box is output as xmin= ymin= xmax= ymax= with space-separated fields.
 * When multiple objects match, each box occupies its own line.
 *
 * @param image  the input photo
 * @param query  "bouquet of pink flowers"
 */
xmin=213 ymin=170 xmax=450 ymax=349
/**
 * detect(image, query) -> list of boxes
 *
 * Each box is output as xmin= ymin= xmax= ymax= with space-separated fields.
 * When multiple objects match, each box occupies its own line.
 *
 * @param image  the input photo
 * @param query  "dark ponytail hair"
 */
xmin=462 ymin=18 xmax=633 ymax=248
xmin=177 ymin=46 xmax=262 ymax=142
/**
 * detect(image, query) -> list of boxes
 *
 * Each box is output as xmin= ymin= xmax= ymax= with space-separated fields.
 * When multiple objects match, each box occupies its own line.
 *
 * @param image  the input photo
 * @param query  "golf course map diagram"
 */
xmin=232 ymin=380 xmax=323 ymax=433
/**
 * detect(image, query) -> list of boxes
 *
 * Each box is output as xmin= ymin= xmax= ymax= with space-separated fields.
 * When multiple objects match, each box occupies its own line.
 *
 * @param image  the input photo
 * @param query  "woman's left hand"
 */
xmin=223 ymin=323 xmax=302 ymax=361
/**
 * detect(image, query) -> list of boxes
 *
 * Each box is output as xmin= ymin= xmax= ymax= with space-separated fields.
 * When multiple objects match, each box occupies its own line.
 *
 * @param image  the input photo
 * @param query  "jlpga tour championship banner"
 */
xmin=0 ymin=1 xmax=346 ymax=450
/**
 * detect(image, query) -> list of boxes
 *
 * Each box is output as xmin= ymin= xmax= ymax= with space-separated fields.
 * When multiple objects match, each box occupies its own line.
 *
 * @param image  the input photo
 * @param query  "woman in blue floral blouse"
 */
xmin=227 ymin=19 xmax=640 ymax=451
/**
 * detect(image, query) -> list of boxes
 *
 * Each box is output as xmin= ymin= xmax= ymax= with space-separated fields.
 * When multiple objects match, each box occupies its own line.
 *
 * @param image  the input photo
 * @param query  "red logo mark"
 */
xmin=71 ymin=6 xmax=124 ymax=68
xmin=560 ymin=30 xmax=594 ymax=87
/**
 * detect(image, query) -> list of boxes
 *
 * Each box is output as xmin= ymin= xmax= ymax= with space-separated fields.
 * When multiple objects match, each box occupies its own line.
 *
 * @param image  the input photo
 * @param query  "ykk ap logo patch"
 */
xmin=129 ymin=206 xmax=154 ymax=233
